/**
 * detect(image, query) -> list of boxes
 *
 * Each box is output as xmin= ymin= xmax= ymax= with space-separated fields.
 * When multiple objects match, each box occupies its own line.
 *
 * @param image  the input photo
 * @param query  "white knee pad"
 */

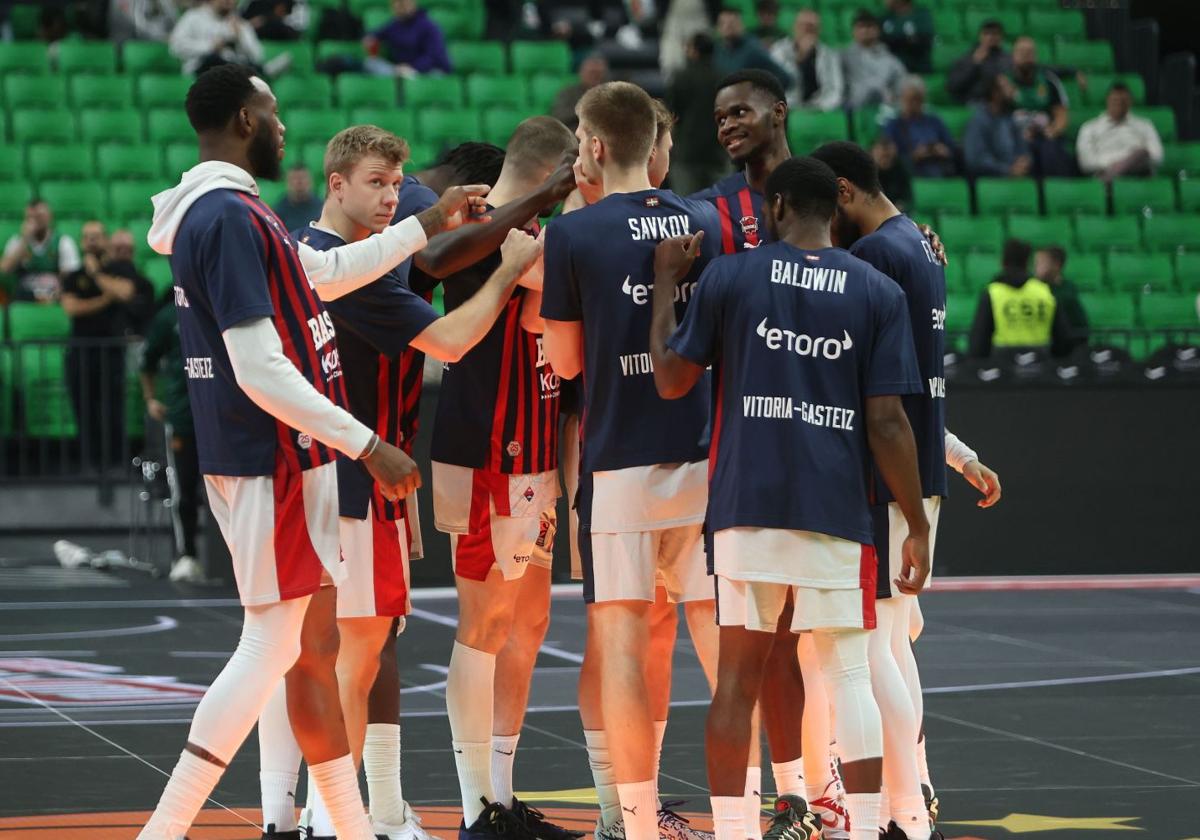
xmin=812 ymin=630 xmax=882 ymax=765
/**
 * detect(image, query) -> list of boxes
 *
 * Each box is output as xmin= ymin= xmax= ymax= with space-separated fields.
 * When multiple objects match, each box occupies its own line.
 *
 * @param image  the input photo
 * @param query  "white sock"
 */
xmin=308 ymin=755 xmax=374 ymax=840
xmin=447 ymin=642 xmax=496 ymax=825
xmin=879 ymin=785 xmax=891 ymax=831
xmin=261 ymin=770 xmax=300 ymax=833
xmin=364 ymin=723 xmax=406 ymax=829
xmin=892 ymin=792 xmax=930 ymax=839
xmin=771 ymin=758 xmax=805 ymax=797
xmin=259 ymin=679 xmax=301 ymax=833
xmin=491 ymin=733 xmax=520 ymax=808
xmin=306 ymin=769 xmax=334 ymax=837
xmin=710 ymin=795 xmax=745 ymax=840
xmin=845 ymin=792 xmax=881 ymax=840
xmin=916 ymin=738 xmax=931 ymax=789
xmin=584 ymin=729 xmax=621 ymax=827
xmin=743 ymin=766 xmax=763 ymax=840
xmin=138 ymin=750 xmax=224 ymax=839
xmin=652 ymin=720 xmax=667 ymax=797
xmin=616 ymin=780 xmax=659 ymax=840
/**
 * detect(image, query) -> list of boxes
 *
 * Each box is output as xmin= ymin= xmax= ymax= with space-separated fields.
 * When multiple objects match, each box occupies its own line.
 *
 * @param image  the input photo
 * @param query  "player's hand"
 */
xmin=895 ymin=531 xmax=930 ymax=595
xmin=544 ymin=153 xmax=580 ymax=203
xmin=515 ymin=226 xmax=547 ymax=290
xmin=146 ymin=399 xmax=168 ymax=423
xmin=501 ymin=227 xmax=543 ymax=280
xmin=654 ymin=231 xmax=705 ymax=285
xmin=362 ymin=439 xmax=421 ymax=501
xmin=916 ymin=223 xmax=947 ymax=266
xmin=962 ymin=459 xmax=1002 ymax=508
xmin=427 ymin=184 xmax=492 ymax=233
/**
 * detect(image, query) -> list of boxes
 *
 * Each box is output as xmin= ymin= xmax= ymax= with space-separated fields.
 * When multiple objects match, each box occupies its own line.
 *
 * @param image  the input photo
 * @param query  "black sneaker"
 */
xmin=262 ymin=826 xmax=301 ymax=839
xmin=762 ymin=795 xmax=820 ymax=840
xmin=459 ymin=797 xmax=537 ymax=840
xmin=922 ymin=783 xmax=942 ymax=838
xmin=510 ymin=797 xmax=584 ymax=840
xmin=881 ymin=819 xmax=942 ymax=840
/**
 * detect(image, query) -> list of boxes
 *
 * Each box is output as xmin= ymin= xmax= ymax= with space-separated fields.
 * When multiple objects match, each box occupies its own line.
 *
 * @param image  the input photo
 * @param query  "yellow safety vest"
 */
xmin=987 ymin=278 xmax=1057 ymax=348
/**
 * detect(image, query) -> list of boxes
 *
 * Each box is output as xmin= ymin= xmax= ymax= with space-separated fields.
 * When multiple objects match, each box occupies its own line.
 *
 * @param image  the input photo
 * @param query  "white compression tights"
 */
xmin=811 ymin=629 xmax=881 ymax=766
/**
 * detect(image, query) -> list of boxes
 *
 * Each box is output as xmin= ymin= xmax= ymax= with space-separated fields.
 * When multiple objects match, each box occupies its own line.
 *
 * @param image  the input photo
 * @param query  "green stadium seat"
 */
xmin=57 ymin=41 xmax=117 ymax=75
xmin=1082 ymin=74 xmax=1146 ymax=105
xmin=449 ymin=41 xmax=506 ymax=75
xmin=346 ymin=107 xmax=416 ymax=138
xmin=975 ymin=178 xmax=1039 ymax=215
xmin=97 ymin=144 xmax=163 ymax=181
xmin=427 ymin=8 xmax=470 ymax=40
xmin=1110 ymin=178 xmax=1176 ymax=215
xmin=335 ymin=74 xmax=398 ymax=108
xmin=939 ymin=216 xmax=1004 ymax=253
xmin=1173 ymin=252 xmax=1200 ymax=292
xmin=930 ymin=9 xmax=964 ymax=42
xmin=122 ymin=40 xmax=180 ymax=74
xmin=1179 ymin=179 xmax=1200 ymax=212
xmin=942 ymin=255 xmax=966 ymax=292
xmin=315 ymin=40 xmax=363 ymax=63
xmin=0 ymin=147 xmax=26 ymax=181
xmin=962 ymin=252 xmax=1000 ymax=290
xmin=1026 ymin=9 xmax=1086 ymax=41
xmin=1042 ymin=177 xmax=1106 ymax=216
xmin=68 ymin=74 xmax=136 ymax=110
xmin=263 ymin=41 xmax=316 ymax=76
xmin=109 ymin=181 xmax=171 ymax=223
xmin=923 ymin=72 xmax=953 ymax=107
xmin=482 ymin=107 xmax=525 ymax=146
xmin=12 ymin=109 xmax=75 ymax=144
xmin=1053 ymin=40 xmax=1114 ymax=73
xmin=37 ymin=180 xmax=107 ymax=221
xmin=1067 ymin=253 xmax=1106 ymax=292
xmin=510 ymin=41 xmax=571 ymax=76
xmin=406 ymin=141 xmax=438 ymax=170
xmin=163 ymin=143 xmax=198 ymax=177
xmin=912 ymin=178 xmax=970 ymax=216
xmin=528 ymin=74 xmax=571 ymax=113
xmin=1141 ymin=106 xmax=1178 ymax=142
xmin=350 ymin=0 xmax=391 ymax=15
xmin=933 ymin=106 xmax=971 ymax=140
xmin=417 ymin=108 xmax=483 ymax=148
xmin=4 ymin=74 xmax=66 ymax=109
xmin=299 ymin=142 xmax=328 ymax=184
xmin=137 ymin=74 xmax=193 ymax=109
xmin=1106 ymin=252 xmax=1174 ymax=292
xmin=362 ymin=8 xmax=391 ymax=30
xmin=1139 ymin=293 xmax=1198 ymax=328
xmin=284 ymin=108 xmax=342 ymax=147
xmin=6 ymin=302 xmax=70 ymax=340
xmin=1006 ymin=214 xmax=1071 ymax=249
xmin=1142 ymin=214 xmax=1200 ymax=253
xmin=0 ymin=42 xmax=50 ymax=75
xmin=466 ymin=74 xmax=528 ymax=109
xmin=405 ymin=75 xmax=466 ymax=109
xmin=0 ymin=109 xmax=8 ymax=142
xmin=1081 ymin=293 xmax=1136 ymax=329
xmin=1075 ymin=215 xmax=1141 ymax=253
xmin=144 ymin=257 xmax=175 ymax=299
xmin=273 ymin=75 xmax=334 ymax=109
xmin=147 ymin=109 xmax=194 ymax=144
xmin=944 ymin=292 xmax=977 ymax=333
xmin=1162 ymin=143 xmax=1200 ymax=178
xmin=79 ymin=108 xmax=144 ymax=145
xmin=787 ymin=110 xmax=849 ymax=152
xmin=963 ymin=10 xmax=1023 ymax=40
xmin=931 ymin=40 xmax=967 ymax=73
xmin=0 ymin=183 xmax=34 ymax=219
xmin=27 ymin=144 xmax=92 ymax=183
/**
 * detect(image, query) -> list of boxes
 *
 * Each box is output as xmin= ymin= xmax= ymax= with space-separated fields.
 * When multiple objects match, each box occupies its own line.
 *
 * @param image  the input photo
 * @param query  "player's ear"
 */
xmin=836 ymin=176 xmax=852 ymax=204
xmin=773 ymin=101 xmax=788 ymax=127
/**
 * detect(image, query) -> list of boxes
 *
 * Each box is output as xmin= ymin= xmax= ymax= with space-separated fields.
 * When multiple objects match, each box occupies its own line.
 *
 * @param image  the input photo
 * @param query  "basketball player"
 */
xmin=540 ymin=81 xmax=723 ymax=840
xmin=809 ymin=141 xmax=1002 ymax=838
xmin=137 ymin=65 xmax=486 ymax=840
xmin=649 ymin=155 xmax=930 ymax=840
xmin=430 ymin=117 xmax=584 ymax=840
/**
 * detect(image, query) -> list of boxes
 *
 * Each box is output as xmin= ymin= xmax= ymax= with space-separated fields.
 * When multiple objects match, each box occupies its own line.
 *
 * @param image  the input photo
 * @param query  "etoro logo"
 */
xmin=621 ymin=275 xmax=697 ymax=305
xmin=756 ymin=317 xmax=853 ymax=359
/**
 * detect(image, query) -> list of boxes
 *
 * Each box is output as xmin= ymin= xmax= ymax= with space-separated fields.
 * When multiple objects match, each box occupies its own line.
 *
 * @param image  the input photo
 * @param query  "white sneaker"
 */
xmin=169 ymin=555 xmax=205 ymax=583
xmin=53 ymin=539 xmax=92 ymax=569
xmin=375 ymin=801 xmax=444 ymax=840
xmin=809 ymin=778 xmax=850 ymax=840
xmin=657 ymin=803 xmax=713 ymax=840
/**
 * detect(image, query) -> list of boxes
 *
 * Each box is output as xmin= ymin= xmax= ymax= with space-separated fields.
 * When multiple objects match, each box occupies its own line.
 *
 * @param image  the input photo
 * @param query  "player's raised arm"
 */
xmin=650 ymin=233 xmax=708 ymax=398
xmin=866 ymin=395 xmax=930 ymax=593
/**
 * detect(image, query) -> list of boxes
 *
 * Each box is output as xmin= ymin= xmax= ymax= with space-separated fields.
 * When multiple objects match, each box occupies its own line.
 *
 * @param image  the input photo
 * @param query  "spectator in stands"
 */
xmin=108 ymin=0 xmax=180 ymax=43
xmin=947 ymin=18 xmax=1010 ymax=103
xmin=768 ymin=8 xmax=844 ymax=111
xmin=169 ymin=0 xmax=266 ymax=75
xmin=552 ymin=53 xmax=609 ymax=131
xmin=273 ymin=164 xmax=325 ymax=232
xmin=1076 ymin=82 xmax=1164 ymax=182
xmin=363 ymin=0 xmax=452 ymax=77
xmin=666 ymin=32 xmax=729 ymax=195
xmin=885 ymin=74 xmax=956 ymax=177
xmin=963 ymin=73 xmax=1031 ymax=177
xmin=0 ymin=199 xmax=81 ymax=304
xmin=753 ymin=0 xmax=785 ymax=48
xmin=881 ymin=0 xmax=934 ymax=74
xmin=1035 ymin=245 xmax=1089 ymax=350
xmin=1008 ymin=35 xmax=1073 ymax=177
xmin=105 ymin=229 xmax=156 ymax=331
xmin=872 ymin=134 xmax=913 ymax=210
xmin=969 ymin=238 xmax=1073 ymax=358
xmin=242 ymin=0 xmax=302 ymax=41
xmin=713 ymin=6 xmax=792 ymax=87
xmin=842 ymin=9 xmax=906 ymax=109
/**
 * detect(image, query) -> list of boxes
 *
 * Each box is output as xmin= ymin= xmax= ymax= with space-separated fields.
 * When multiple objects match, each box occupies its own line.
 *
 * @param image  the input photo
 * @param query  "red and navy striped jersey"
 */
xmin=170 ymin=189 xmax=347 ymax=476
xmin=430 ymin=234 xmax=560 ymax=475
xmin=690 ymin=171 xmax=773 ymax=255
xmin=299 ymin=225 xmax=440 ymax=521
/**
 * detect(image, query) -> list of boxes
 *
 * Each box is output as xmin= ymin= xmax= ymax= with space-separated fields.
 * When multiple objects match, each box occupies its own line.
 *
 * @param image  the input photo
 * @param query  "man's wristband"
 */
xmin=358 ymin=433 xmax=380 ymax=460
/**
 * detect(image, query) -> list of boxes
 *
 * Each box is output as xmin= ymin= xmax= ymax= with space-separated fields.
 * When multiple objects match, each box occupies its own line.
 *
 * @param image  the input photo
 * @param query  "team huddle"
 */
xmin=136 ymin=62 xmax=1002 ymax=840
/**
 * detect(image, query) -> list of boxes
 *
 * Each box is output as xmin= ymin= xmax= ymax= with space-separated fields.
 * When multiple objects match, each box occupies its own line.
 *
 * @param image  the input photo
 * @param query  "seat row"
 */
xmin=911 ymin=177 xmax=1200 ymax=219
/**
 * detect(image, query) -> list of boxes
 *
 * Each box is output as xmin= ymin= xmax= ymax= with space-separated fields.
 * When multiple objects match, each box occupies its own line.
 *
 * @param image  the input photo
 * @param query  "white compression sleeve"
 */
xmin=943 ymin=427 xmax=979 ymax=474
xmin=298 ymin=215 xmax=427 ymax=301
xmin=223 ymin=317 xmax=373 ymax=458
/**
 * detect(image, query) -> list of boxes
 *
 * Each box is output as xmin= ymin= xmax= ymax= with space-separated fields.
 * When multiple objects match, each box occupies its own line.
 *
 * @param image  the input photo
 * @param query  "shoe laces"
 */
xmin=763 ymin=797 xmax=817 ymax=840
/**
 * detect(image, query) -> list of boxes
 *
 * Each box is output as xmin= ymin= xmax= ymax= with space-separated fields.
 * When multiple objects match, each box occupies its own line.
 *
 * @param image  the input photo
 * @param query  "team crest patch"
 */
xmin=523 ymin=486 xmax=535 ymax=502
xmin=805 ymin=254 xmax=821 ymax=261
xmin=297 ymin=433 xmax=313 ymax=450
xmin=644 ymin=196 xmax=661 ymax=207
xmin=507 ymin=440 xmax=522 ymax=457
xmin=739 ymin=215 xmax=758 ymax=236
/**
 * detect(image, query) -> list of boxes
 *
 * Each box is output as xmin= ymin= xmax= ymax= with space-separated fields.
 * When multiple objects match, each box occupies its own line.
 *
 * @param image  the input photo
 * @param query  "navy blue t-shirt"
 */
xmin=690 ymin=171 xmax=773 ymax=255
xmin=299 ymin=225 xmax=439 ymax=520
xmin=171 ymin=189 xmax=347 ymax=476
xmin=541 ymin=189 xmax=722 ymax=473
xmin=850 ymin=214 xmax=948 ymax=501
xmin=669 ymin=242 xmax=923 ymax=544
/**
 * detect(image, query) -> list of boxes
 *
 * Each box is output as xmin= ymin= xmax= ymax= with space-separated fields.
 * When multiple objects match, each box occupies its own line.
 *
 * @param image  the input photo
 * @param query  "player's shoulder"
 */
xmin=688 ymin=171 xmax=747 ymax=202
xmin=294 ymin=223 xmax=343 ymax=252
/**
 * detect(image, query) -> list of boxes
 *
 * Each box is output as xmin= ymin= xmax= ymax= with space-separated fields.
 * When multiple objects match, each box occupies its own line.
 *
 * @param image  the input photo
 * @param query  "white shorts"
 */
xmin=581 ymin=522 xmax=713 ymax=604
xmin=562 ymin=413 xmax=583 ymax=581
xmin=873 ymin=496 xmax=942 ymax=600
xmin=433 ymin=462 xmax=559 ymax=581
xmin=712 ymin=527 xmax=877 ymax=632
xmin=204 ymin=460 xmax=344 ymax=607
xmin=336 ymin=502 xmax=412 ymax=620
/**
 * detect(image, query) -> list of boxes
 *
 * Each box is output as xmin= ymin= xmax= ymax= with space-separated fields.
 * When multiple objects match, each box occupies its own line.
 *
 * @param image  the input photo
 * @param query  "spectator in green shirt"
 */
xmin=1035 ymin=245 xmax=1089 ymax=350
xmin=881 ymin=0 xmax=934 ymax=73
xmin=1007 ymin=35 xmax=1074 ymax=176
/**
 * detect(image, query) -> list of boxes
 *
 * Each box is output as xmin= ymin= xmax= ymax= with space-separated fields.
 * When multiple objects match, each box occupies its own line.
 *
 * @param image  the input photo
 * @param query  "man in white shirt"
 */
xmin=1076 ymin=82 xmax=1163 ymax=182
xmin=169 ymin=0 xmax=265 ymax=75
xmin=769 ymin=9 xmax=845 ymax=111
xmin=841 ymin=10 xmax=906 ymax=109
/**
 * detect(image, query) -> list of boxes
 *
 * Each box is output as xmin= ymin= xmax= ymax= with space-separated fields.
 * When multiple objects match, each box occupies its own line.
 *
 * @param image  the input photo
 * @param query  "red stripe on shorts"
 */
xmin=272 ymin=457 xmax=325 ymax=600
xmin=860 ymin=543 xmax=878 ymax=630
xmin=453 ymin=471 xmax=501 ymax=581
xmin=371 ymin=511 xmax=409 ymax=616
